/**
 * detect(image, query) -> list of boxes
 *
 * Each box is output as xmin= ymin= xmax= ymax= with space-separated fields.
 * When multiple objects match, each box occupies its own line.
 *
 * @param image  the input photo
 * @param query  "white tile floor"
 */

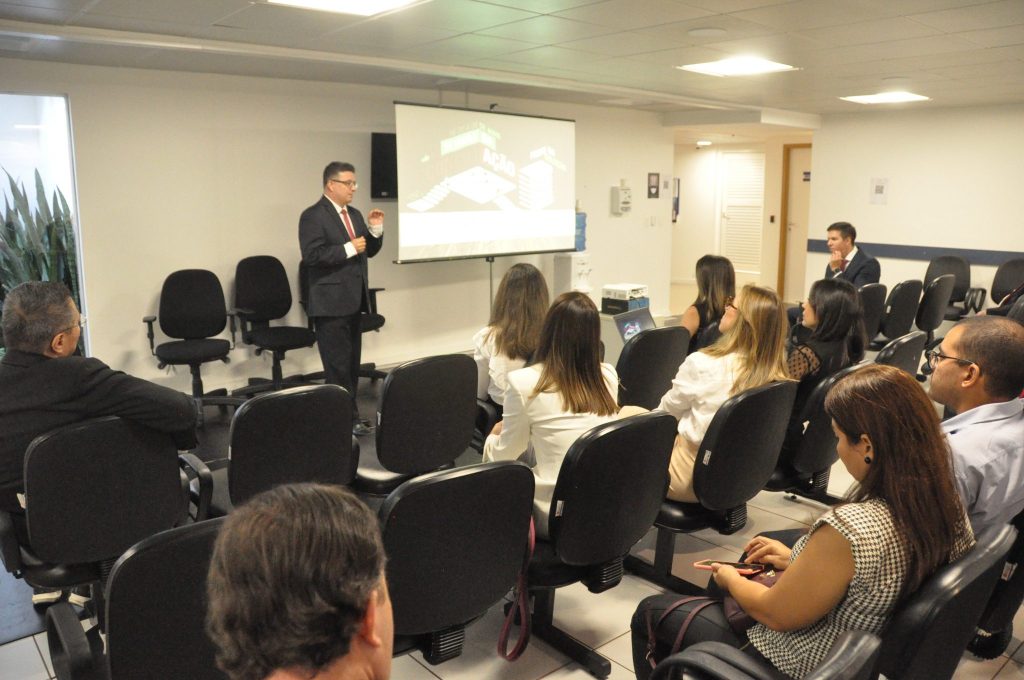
xmin=4 ymin=457 xmax=1020 ymax=679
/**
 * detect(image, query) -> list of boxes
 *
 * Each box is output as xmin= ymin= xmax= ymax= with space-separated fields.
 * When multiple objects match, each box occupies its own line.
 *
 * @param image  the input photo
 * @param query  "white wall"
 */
xmin=0 ymin=58 xmax=674 ymax=391
xmin=806 ymin=105 xmax=1024 ymax=298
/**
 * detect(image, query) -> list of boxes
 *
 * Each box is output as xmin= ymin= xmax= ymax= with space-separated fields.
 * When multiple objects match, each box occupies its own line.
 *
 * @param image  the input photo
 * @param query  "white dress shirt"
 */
xmin=471 ymin=326 xmax=526 ymax=406
xmin=324 ymin=195 xmax=383 ymax=259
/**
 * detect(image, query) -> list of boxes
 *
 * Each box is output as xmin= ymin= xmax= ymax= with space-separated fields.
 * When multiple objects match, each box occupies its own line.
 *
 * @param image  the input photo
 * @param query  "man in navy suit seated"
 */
xmin=789 ymin=222 xmax=881 ymax=326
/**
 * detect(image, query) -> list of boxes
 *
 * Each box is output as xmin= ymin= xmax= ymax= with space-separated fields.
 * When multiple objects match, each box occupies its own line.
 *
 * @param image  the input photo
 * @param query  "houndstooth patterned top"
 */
xmin=747 ymin=498 xmax=974 ymax=679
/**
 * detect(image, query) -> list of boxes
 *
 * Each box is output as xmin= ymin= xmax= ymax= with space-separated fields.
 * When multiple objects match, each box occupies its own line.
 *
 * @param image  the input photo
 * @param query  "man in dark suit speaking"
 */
xmin=822 ymin=221 xmax=880 ymax=288
xmin=299 ymin=162 xmax=384 ymax=434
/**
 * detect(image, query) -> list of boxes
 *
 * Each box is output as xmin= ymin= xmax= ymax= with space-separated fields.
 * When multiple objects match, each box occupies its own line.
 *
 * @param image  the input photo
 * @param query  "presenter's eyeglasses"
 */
xmin=330 ymin=179 xmax=358 ymax=189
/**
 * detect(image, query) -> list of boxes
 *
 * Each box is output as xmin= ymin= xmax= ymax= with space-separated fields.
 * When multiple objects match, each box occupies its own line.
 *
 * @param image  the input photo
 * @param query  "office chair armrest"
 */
xmin=179 ymin=453 xmax=213 ymax=522
xmin=226 ymin=309 xmax=240 ymax=349
xmin=142 ymin=315 xmax=157 ymax=355
xmin=0 ymin=510 xmax=22 ymax=573
xmin=46 ymin=602 xmax=102 ymax=680
xmin=653 ymin=642 xmax=780 ymax=680
xmin=966 ymin=287 xmax=987 ymax=314
xmin=351 ymin=437 xmax=361 ymax=481
xmin=367 ymin=287 xmax=385 ymax=314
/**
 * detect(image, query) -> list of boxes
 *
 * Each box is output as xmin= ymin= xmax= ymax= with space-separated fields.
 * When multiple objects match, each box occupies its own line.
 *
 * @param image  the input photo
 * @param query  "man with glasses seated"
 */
xmin=924 ymin=316 xmax=1024 ymax=536
xmin=299 ymin=161 xmax=384 ymax=436
xmin=0 ymin=281 xmax=197 ymax=604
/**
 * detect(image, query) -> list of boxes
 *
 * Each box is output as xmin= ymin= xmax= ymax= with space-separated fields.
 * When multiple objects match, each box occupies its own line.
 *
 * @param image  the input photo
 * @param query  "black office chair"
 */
xmin=233 ymin=255 xmax=316 ymax=393
xmin=1008 ymin=295 xmax=1024 ymax=323
xmin=625 ymin=381 xmax=798 ymax=595
xmin=874 ymin=523 xmax=1016 ymax=680
xmin=199 ymin=384 xmax=358 ymax=517
xmin=914 ymin=274 xmax=956 ymax=346
xmin=990 ymin=258 xmax=1024 ymax=309
xmin=382 ymin=462 xmax=534 ymax=664
xmin=470 ymin=397 xmax=500 ymax=454
xmin=868 ymin=280 xmax=923 ymax=351
xmin=873 ymin=330 xmax=927 ymax=377
xmin=46 ymin=519 xmax=227 ymax=680
xmin=653 ymin=630 xmax=881 ymax=680
xmin=353 ymin=354 xmax=477 ymax=497
xmin=765 ymin=364 xmax=862 ymax=503
xmin=858 ymin=283 xmax=887 ymax=342
xmin=298 ymin=260 xmax=387 ymax=383
xmin=527 ymin=411 xmax=677 ymax=679
xmin=968 ymin=512 xmax=1024 ymax=659
xmin=616 ymin=326 xmax=690 ymax=410
xmin=925 ymin=255 xmax=978 ymax=321
xmin=143 ymin=269 xmax=233 ymax=402
xmin=0 ymin=417 xmax=196 ymax=624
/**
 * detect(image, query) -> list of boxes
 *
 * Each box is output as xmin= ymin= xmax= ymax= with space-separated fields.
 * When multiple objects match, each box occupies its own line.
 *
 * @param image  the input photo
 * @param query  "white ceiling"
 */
xmin=1 ymin=0 xmax=1023 ymax=133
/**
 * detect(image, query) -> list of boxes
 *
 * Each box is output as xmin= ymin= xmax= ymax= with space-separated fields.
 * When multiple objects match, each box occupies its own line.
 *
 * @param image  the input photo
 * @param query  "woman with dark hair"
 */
xmin=483 ymin=292 xmax=618 ymax=537
xmin=632 ymin=364 xmax=974 ymax=680
xmin=472 ymin=263 xmax=549 ymax=407
xmin=658 ymin=284 xmax=790 ymax=502
xmin=778 ymin=278 xmax=866 ymax=467
xmin=681 ymin=255 xmax=736 ymax=353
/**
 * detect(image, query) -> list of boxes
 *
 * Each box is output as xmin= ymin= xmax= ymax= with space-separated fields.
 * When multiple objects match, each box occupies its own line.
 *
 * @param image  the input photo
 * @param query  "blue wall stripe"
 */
xmin=806 ymin=240 xmax=1024 ymax=267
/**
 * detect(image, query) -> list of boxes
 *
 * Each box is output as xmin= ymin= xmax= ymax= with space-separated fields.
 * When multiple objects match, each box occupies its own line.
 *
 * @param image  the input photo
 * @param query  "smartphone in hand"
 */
xmin=693 ymin=559 xmax=765 ymax=576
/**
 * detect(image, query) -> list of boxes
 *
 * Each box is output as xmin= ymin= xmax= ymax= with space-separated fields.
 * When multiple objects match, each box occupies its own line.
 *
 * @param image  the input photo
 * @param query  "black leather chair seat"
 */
xmin=764 ymin=464 xmax=809 ymax=492
xmin=528 ymin=539 xmax=589 ymax=588
xmin=361 ymin=312 xmax=385 ymax=333
xmin=155 ymin=338 xmax=230 ymax=364
xmin=19 ymin=557 xmax=100 ymax=589
xmin=654 ymin=499 xmax=724 ymax=533
xmin=354 ymin=452 xmax=417 ymax=495
xmin=245 ymin=326 xmax=315 ymax=352
xmin=944 ymin=303 xmax=964 ymax=321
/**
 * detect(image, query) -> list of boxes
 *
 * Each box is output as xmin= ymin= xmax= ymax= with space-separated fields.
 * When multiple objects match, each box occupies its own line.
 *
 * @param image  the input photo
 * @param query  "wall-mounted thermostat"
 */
xmin=611 ymin=185 xmax=632 ymax=215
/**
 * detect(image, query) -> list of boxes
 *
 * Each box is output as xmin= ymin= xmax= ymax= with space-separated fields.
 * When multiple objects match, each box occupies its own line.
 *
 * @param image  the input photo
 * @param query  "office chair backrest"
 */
xmin=615 ymin=326 xmax=690 ymax=410
xmin=235 ymin=255 xmax=293 ymax=323
xmin=693 ymin=381 xmax=798 ymax=512
xmin=877 ymin=523 xmax=1016 ymax=680
xmin=24 ymin=416 xmax=183 ymax=564
xmin=1008 ymin=296 xmax=1024 ymax=324
xmin=380 ymin=462 xmax=534 ymax=635
xmin=858 ymin=283 xmax=887 ymax=341
xmin=925 ymin=255 xmax=970 ymax=304
xmin=791 ymin=363 xmax=862 ymax=476
xmin=105 ymin=519 xmax=227 ymax=680
xmin=377 ymin=354 xmax=477 ymax=474
xmin=992 ymin=258 xmax=1024 ymax=305
xmin=159 ymin=269 xmax=227 ymax=340
xmin=874 ymin=330 xmax=927 ymax=377
xmin=879 ymin=279 xmax=923 ymax=341
xmin=548 ymin=412 xmax=677 ymax=565
xmin=228 ymin=384 xmax=356 ymax=505
xmin=915 ymin=274 xmax=956 ymax=334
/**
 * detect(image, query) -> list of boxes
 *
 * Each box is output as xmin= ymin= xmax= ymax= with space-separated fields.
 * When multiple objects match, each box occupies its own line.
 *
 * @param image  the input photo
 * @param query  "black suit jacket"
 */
xmin=823 ymin=248 xmax=881 ymax=289
xmin=0 ymin=350 xmax=198 ymax=513
xmin=298 ymin=196 xmax=383 ymax=318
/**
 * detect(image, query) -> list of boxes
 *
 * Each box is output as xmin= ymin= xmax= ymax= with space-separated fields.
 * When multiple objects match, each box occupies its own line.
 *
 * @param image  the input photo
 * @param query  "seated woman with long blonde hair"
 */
xmin=483 ymin=292 xmax=618 ymax=537
xmin=657 ymin=284 xmax=790 ymax=502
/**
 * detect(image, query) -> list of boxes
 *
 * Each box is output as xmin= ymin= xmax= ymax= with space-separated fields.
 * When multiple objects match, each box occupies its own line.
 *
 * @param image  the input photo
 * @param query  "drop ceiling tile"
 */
xmin=472 ymin=0 xmax=605 ymax=12
xmin=953 ymin=23 xmax=1024 ymax=48
xmin=395 ymin=32 xmax=540 ymax=62
xmin=805 ymin=34 xmax=979 ymax=69
xmin=732 ymin=0 xmax=894 ymax=31
xmin=909 ymin=0 xmax=1024 ymax=33
xmin=0 ymin=0 xmax=93 ymax=11
xmin=382 ymin=0 xmax=538 ymax=32
xmin=322 ymin=21 xmax=459 ymax=49
xmin=631 ymin=14 xmax=779 ymax=46
xmin=699 ymin=32 xmax=828 ymax=61
xmin=800 ymin=17 xmax=941 ymax=47
xmin=926 ymin=59 xmax=1024 ymax=81
xmin=212 ymin=3 xmax=363 ymax=35
xmin=553 ymin=0 xmax=711 ymax=31
xmin=619 ymin=44 xmax=727 ymax=67
xmin=558 ymin=30 xmax=686 ymax=56
xmin=869 ymin=0 xmax=993 ymax=13
xmin=0 ymin=2 xmax=75 ymax=23
xmin=678 ymin=0 xmax=791 ymax=12
xmin=498 ymin=42 xmax=606 ymax=68
xmin=86 ymin=0 xmax=248 ymax=25
xmin=475 ymin=14 xmax=615 ymax=44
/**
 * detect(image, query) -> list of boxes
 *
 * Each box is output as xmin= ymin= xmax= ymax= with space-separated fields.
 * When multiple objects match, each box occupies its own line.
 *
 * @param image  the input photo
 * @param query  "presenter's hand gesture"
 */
xmin=352 ymin=236 xmax=367 ymax=253
xmin=367 ymin=208 xmax=385 ymax=227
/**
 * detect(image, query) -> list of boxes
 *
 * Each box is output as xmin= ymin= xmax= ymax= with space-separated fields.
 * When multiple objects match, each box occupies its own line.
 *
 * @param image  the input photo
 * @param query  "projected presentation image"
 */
xmin=395 ymin=103 xmax=576 ymax=262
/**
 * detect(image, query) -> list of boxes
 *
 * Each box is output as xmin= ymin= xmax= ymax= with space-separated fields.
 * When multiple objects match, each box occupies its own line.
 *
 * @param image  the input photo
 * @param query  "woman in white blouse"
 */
xmin=657 ymin=284 xmax=790 ymax=502
xmin=472 ymin=263 xmax=549 ymax=408
xmin=483 ymin=292 xmax=619 ymax=537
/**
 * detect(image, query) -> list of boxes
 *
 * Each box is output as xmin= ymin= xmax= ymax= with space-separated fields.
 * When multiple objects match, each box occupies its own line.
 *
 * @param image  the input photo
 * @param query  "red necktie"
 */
xmin=340 ymin=207 xmax=356 ymax=240
xmin=840 ymin=259 xmax=848 ymax=273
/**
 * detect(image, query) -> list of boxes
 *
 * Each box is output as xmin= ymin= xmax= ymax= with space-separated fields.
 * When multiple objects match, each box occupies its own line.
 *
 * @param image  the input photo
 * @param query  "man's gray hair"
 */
xmin=1 ymin=281 xmax=75 ymax=354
